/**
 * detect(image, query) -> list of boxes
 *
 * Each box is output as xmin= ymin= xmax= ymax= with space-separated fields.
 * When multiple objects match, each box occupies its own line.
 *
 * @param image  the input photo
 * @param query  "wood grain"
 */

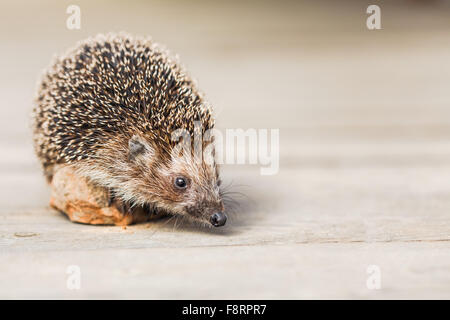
xmin=0 ymin=0 xmax=449 ymax=299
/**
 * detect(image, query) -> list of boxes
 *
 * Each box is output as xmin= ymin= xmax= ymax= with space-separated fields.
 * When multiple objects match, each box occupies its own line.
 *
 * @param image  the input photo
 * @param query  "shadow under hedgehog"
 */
xmin=32 ymin=33 xmax=227 ymax=228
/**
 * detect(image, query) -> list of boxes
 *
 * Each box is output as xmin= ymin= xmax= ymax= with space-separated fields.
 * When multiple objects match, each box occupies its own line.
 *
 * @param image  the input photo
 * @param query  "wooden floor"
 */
xmin=0 ymin=0 xmax=450 ymax=299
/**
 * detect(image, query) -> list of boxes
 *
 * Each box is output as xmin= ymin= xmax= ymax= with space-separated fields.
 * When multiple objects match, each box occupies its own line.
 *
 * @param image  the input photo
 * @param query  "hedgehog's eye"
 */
xmin=174 ymin=176 xmax=188 ymax=190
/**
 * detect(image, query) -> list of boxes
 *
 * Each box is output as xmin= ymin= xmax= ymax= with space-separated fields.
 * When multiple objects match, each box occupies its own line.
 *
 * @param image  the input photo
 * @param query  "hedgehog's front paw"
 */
xmin=112 ymin=198 xmax=164 ymax=224
xmin=112 ymin=197 xmax=131 ymax=215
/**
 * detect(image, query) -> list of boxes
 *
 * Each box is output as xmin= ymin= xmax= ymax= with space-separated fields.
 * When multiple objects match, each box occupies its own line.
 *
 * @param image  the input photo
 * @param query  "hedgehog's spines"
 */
xmin=32 ymin=33 xmax=214 ymax=175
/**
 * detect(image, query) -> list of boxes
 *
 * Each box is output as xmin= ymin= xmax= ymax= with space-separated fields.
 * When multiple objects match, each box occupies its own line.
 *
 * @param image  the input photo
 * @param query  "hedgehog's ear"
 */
xmin=128 ymin=135 xmax=153 ymax=161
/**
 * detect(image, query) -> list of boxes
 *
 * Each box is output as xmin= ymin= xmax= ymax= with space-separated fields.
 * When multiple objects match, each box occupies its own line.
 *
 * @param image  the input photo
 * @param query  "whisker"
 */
xmin=148 ymin=214 xmax=175 ymax=237
xmin=218 ymin=179 xmax=253 ymax=220
xmin=172 ymin=216 xmax=180 ymax=232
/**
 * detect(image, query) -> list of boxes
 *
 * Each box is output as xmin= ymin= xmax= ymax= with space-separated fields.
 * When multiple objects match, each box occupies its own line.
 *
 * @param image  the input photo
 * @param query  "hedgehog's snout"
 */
xmin=210 ymin=212 xmax=227 ymax=227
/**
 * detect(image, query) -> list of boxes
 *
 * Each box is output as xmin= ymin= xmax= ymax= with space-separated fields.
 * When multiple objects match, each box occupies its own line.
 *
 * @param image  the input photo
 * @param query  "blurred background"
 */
xmin=0 ymin=1 xmax=450 ymax=203
xmin=1 ymin=0 xmax=450 ymax=208
xmin=1 ymin=0 xmax=450 ymax=299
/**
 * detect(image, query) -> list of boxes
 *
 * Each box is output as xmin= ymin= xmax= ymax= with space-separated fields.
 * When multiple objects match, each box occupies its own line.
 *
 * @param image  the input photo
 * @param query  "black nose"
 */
xmin=210 ymin=212 xmax=227 ymax=227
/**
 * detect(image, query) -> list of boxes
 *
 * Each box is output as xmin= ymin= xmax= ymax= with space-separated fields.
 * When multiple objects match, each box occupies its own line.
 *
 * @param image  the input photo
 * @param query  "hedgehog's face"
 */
xmin=162 ymin=153 xmax=226 ymax=227
xmin=129 ymin=135 xmax=226 ymax=227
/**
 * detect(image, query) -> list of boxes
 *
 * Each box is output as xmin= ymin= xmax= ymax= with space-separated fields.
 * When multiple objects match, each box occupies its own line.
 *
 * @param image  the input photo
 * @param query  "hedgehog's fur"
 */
xmin=32 ymin=33 xmax=225 ymax=226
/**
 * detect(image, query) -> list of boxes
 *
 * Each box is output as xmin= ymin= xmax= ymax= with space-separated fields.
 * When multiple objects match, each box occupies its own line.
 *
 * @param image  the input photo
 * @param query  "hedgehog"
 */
xmin=32 ymin=33 xmax=227 ymax=227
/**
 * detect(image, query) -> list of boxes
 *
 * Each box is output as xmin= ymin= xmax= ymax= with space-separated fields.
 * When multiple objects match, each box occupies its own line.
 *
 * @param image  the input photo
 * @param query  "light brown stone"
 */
xmin=49 ymin=166 xmax=156 ymax=226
